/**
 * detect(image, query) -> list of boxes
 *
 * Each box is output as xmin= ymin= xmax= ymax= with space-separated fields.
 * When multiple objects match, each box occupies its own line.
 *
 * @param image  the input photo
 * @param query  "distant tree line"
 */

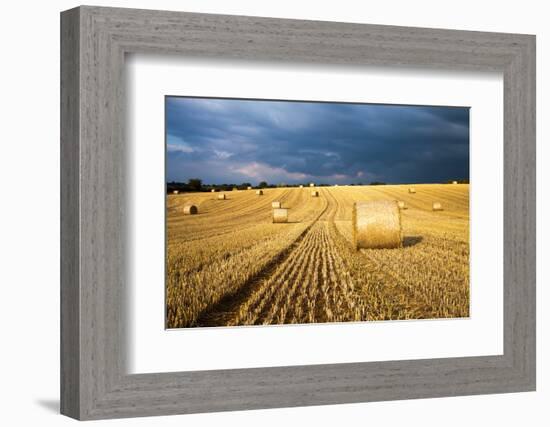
xmin=166 ymin=178 xmax=468 ymax=193
xmin=166 ymin=179 xmax=390 ymax=193
xmin=167 ymin=179 xmax=250 ymax=193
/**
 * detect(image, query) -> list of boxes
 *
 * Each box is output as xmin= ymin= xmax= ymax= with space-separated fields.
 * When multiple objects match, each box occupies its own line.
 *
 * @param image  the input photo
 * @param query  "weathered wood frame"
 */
xmin=61 ymin=6 xmax=536 ymax=420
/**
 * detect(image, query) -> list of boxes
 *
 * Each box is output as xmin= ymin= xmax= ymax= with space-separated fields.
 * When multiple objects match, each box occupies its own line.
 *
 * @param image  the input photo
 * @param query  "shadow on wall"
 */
xmin=35 ymin=399 xmax=59 ymax=414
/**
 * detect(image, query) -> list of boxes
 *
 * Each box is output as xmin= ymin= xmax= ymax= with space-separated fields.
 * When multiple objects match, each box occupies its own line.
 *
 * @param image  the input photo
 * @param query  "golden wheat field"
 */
xmin=166 ymin=184 xmax=469 ymax=328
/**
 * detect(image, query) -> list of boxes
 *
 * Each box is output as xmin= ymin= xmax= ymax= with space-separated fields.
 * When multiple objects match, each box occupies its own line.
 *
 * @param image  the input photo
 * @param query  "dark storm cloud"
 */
xmin=166 ymin=97 xmax=469 ymax=185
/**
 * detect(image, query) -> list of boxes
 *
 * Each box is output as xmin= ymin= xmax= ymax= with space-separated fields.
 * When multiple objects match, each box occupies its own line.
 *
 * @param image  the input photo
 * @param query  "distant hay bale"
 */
xmin=272 ymin=201 xmax=282 ymax=208
xmin=211 ymin=189 xmax=216 ymax=193
xmin=272 ymin=208 xmax=288 ymax=223
xmin=256 ymin=190 xmax=263 ymax=195
xmin=309 ymin=183 xmax=315 ymax=187
xmin=233 ymin=187 xmax=239 ymax=191
xmin=172 ymin=190 xmax=179 ymax=194
xmin=247 ymin=186 xmax=252 ymax=190
xmin=352 ymin=200 xmax=402 ymax=249
xmin=452 ymin=181 xmax=458 ymax=185
xmin=432 ymin=202 xmax=443 ymax=211
xmin=183 ymin=204 xmax=198 ymax=215
xmin=217 ymin=194 xmax=226 ymax=200
xmin=299 ymin=185 xmax=304 ymax=188
xmin=311 ymin=190 xmax=319 ymax=197
xmin=397 ymin=200 xmax=406 ymax=210
xmin=408 ymin=187 xmax=416 ymax=194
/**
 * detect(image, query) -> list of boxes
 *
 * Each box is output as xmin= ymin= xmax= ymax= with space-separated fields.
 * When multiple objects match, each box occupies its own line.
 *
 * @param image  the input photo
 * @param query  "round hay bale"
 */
xmin=232 ymin=187 xmax=239 ymax=191
xmin=432 ymin=202 xmax=443 ymax=211
xmin=247 ymin=186 xmax=252 ymax=190
xmin=397 ymin=200 xmax=406 ymax=210
xmin=352 ymin=200 xmax=402 ymax=249
xmin=452 ymin=181 xmax=458 ymax=185
xmin=311 ymin=190 xmax=319 ymax=197
xmin=272 ymin=201 xmax=282 ymax=208
xmin=183 ymin=204 xmax=198 ymax=215
xmin=256 ymin=190 xmax=263 ymax=195
xmin=408 ymin=187 xmax=416 ymax=194
xmin=211 ymin=189 xmax=216 ymax=193
xmin=309 ymin=183 xmax=315 ymax=187
xmin=272 ymin=208 xmax=288 ymax=223
xmin=299 ymin=185 xmax=304 ymax=188
xmin=172 ymin=190 xmax=179 ymax=195
xmin=218 ymin=193 xmax=226 ymax=200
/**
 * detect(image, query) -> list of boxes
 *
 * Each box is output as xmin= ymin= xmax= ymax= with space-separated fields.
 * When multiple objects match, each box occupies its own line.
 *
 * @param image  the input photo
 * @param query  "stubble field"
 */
xmin=166 ymin=184 xmax=469 ymax=329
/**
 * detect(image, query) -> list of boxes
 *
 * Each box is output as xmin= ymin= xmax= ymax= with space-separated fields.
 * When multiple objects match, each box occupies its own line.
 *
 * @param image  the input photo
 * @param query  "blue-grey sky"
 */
xmin=166 ymin=97 xmax=469 ymax=185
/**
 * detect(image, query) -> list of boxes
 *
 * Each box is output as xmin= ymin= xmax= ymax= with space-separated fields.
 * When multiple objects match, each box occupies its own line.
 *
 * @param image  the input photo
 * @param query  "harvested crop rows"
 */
xmin=166 ymin=184 xmax=469 ymax=328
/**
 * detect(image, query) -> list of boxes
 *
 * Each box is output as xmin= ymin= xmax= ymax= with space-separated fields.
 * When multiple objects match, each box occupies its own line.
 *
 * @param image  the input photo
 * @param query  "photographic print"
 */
xmin=165 ymin=97 xmax=470 ymax=329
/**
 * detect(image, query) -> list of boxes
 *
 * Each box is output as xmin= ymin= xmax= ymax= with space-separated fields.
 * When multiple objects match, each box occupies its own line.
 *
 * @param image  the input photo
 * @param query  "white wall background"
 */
xmin=0 ymin=0 xmax=546 ymax=425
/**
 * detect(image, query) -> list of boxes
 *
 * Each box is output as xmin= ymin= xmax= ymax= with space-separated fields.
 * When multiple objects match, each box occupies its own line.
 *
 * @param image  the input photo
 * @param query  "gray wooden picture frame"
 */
xmin=60 ymin=5 xmax=536 ymax=420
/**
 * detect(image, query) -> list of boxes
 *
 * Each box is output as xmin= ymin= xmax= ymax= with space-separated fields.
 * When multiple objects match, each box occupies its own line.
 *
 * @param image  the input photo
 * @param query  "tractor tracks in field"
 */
xmin=195 ymin=188 xmax=378 ymax=326
xmin=195 ymin=195 xmax=330 ymax=327
xmin=235 ymin=189 xmax=368 ymax=325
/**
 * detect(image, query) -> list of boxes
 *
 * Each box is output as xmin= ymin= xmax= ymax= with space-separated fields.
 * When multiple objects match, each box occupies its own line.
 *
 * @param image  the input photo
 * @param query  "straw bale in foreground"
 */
xmin=353 ymin=200 xmax=402 ymax=249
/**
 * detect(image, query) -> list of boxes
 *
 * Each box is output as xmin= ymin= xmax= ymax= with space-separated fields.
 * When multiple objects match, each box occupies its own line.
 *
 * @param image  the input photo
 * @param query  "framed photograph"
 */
xmin=61 ymin=6 xmax=536 ymax=420
xmin=164 ymin=96 xmax=471 ymax=330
